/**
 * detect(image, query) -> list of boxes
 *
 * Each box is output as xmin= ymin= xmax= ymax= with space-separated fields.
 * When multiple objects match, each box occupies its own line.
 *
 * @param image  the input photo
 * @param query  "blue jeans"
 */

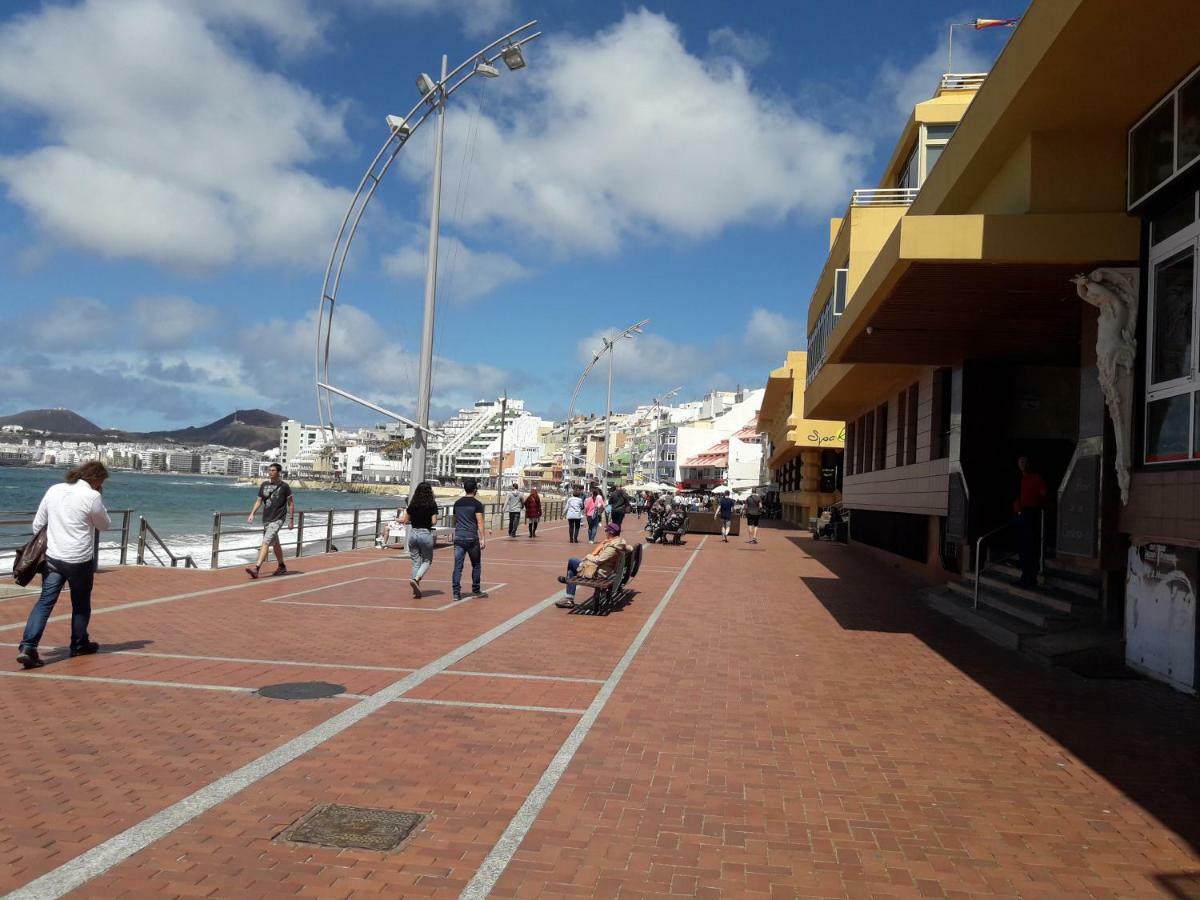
xmin=408 ymin=528 xmax=434 ymax=582
xmin=564 ymin=557 xmax=582 ymax=597
xmin=452 ymin=540 xmax=481 ymax=595
xmin=586 ymin=515 xmax=601 ymax=542
xmin=21 ymin=557 xmax=94 ymax=650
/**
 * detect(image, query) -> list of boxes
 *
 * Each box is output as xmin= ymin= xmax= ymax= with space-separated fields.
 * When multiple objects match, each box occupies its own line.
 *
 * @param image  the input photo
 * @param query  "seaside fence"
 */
xmin=0 ymin=509 xmax=135 ymax=569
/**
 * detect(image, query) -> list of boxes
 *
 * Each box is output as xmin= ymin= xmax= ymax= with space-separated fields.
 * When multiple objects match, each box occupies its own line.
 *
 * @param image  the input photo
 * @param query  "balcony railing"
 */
xmin=939 ymin=72 xmax=987 ymax=92
xmin=850 ymin=187 xmax=919 ymax=206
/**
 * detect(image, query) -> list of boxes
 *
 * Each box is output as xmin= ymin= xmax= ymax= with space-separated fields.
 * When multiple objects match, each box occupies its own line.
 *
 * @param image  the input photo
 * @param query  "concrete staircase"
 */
xmin=921 ymin=560 xmax=1123 ymax=667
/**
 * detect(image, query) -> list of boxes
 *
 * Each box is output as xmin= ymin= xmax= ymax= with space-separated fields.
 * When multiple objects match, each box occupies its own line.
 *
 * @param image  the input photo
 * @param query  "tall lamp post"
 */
xmin=314 ymin=22 xmax=542 ymax=487
xmin=564 ymin=319 xmax=648 ymax=488
xmin=648 ymin=386 xmax=682 ymax=485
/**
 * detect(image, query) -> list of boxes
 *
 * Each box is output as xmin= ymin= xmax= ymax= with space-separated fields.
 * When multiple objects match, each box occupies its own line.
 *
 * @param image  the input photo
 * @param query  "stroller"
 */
xmin=660 ymin=506 xmax=687 ymax=545
xmin=645 ymin=508 xmax=667 ymax=544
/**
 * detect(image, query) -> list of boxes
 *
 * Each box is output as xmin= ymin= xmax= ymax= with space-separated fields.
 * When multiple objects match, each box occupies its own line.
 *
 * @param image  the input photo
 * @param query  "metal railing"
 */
xmin=851 ymin=187 xmax=920 ymax=206
xmin=940 ymin=72 xmax=987 ymax=92
xmin=137 ymin=517 xmax=197 ymax=568
xmin=208 ymin=498 xmax=567 ymax=569
xmin=0 ymin=508 xmax=134 ymax=567
xmin=972 ymin=509 xmax=1046 ymax=609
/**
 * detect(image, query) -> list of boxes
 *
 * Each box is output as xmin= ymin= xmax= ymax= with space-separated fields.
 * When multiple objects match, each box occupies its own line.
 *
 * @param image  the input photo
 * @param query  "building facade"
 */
xmin=801 ymin=0 xmax=1200 ymax=692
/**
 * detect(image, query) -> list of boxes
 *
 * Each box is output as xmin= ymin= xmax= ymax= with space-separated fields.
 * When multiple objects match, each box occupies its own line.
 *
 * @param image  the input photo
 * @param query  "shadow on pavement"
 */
xmin=786 ymin=529 xmax=1200 ymax=855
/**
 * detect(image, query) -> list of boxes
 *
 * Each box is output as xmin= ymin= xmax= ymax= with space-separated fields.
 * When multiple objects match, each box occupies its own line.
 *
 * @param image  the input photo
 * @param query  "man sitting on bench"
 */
xmin=555 ymin=522 xmax=629 ymax=609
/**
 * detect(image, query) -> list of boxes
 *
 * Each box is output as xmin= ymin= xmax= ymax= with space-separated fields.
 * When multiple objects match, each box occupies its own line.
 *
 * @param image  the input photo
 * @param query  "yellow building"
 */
xmin=799 ymin=0 xmax=1200 ymax=691
xmin=757 ymin=350 xmax=844 ymax=526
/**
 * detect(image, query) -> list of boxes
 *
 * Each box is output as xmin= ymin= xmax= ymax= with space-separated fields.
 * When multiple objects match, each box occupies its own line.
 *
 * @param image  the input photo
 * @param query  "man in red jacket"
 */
xmin=1013 ymin=456 xmax=1047 ymax=587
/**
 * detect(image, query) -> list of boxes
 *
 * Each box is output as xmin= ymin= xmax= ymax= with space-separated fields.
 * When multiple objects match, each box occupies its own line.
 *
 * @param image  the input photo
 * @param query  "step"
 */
xmin=946 ymin=581 xmax=1076 ymax=630
xmin=1021 ymin=628 xmax=1125 ymax=668
xmin=922 ymin=588 xmax=1041 ymax=651
xmin=968 ymin=570 xmax=1097 ymax=616
xmin=993 ymin=562 xmax=1102 ymax=602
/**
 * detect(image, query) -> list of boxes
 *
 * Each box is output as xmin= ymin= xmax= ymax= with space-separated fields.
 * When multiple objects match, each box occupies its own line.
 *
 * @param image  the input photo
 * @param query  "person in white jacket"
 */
xmin=17 ymin=462 xmax=111 ymax=670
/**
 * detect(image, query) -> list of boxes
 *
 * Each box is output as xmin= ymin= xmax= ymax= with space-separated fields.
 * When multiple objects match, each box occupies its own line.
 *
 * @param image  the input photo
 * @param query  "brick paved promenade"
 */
xmin=1 ymin=520 xmax=1198 ymax=898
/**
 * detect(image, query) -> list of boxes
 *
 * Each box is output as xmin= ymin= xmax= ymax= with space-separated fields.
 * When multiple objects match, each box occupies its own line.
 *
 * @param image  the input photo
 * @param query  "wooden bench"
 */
xmin=561 ymin=544 xmax=643 ymax=615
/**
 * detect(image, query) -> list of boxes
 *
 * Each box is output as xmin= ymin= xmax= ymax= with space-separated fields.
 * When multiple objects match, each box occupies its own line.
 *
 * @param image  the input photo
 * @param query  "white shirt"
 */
xmin=32 ymin=481 xmax=111 ymax=564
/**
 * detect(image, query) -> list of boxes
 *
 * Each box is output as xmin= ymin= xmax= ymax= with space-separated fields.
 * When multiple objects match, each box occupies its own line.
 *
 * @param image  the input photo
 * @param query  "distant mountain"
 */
xmin=141 ymin=410 xmax=286 ymax=452
xmin=0 ymin=408 xmax=102 ymax=434
xmin=0 ymin=407 xmax=286 ymax=452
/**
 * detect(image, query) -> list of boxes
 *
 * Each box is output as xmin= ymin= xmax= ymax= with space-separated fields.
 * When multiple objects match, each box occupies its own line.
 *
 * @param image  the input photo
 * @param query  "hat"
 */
xmin=604 ymin=522 xmax=621 ymax=535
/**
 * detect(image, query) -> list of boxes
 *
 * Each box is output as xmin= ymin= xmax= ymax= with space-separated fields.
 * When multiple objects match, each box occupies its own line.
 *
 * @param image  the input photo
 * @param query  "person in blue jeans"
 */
xmin=18 ymin=461 xmax=112 ymax=669
xmin=399 ymin=481 xmax=439 ymax=598
xmin=585 ymin=486 xmax=604 ymax=542
xmin=450 ymin=479 xmax=488 ymax=602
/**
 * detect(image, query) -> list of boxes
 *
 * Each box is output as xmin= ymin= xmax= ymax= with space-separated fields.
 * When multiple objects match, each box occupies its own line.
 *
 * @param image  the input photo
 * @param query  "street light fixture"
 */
xmin=315 ymin=22 xmax=542 ymax=486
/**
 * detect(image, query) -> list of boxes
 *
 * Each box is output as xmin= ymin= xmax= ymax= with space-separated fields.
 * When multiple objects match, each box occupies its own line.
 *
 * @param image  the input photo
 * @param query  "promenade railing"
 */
xmin=0 ymin=509 xmax=135 ymax=568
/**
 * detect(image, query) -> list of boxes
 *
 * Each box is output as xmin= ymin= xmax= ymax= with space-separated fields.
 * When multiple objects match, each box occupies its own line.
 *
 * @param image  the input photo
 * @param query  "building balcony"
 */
xmin=850 ymin=188 xmax=919 ymax=207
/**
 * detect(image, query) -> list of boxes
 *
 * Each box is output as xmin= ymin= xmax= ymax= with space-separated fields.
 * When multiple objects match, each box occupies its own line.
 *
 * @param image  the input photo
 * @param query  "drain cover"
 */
xmin=256 ymin=681 xmax=346 ymax=700
xmin=281 ymin=804 xmax=424 ymax=851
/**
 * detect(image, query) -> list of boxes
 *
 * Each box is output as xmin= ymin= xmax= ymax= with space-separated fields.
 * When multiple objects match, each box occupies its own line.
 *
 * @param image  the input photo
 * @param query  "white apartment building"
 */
xmin=279 ymin=420 xmax=327 ymax=470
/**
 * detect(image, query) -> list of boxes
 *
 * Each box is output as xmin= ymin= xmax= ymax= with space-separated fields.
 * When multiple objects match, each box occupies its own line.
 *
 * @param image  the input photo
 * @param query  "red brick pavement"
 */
xmin=1 ymin=523 xmax=1197 ymax=898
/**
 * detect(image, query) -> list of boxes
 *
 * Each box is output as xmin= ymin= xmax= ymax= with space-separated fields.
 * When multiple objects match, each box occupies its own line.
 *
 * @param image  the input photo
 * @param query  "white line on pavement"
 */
xmin=460 ymin=536 xmax=708 ymax=900
xmin=393 ymin=698 xmax=586 ymax=716
xmin=3 ymin=585 xmax=569 ymax=900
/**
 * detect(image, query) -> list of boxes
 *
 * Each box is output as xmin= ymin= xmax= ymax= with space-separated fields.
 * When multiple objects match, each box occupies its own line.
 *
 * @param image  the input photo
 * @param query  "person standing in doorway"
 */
xmin=245 ymin=463 xmax=294 ymax=579
xmin=399 ymin=481 xmax=438 ymax=598
xmin=452 ymin=479 xmax=488 ymax=601
xmin=524 ymin=486 xmax=542 ymax=537
xmin=17 ymin=462 xmax=111 ymax=669
xmin=584 ymin=486 xmax=605 ymax=543
xmin=609 ymin=483 xmax=630 ymax=527
xmin=1013 ymin=456 xmax=1048 ymax=587
xmin=715 ymin=492 xmax=735 ymax=542
xmin=564 ymin=486 xmax=584 ymax=543
xmin=503 ymin=483 xmax=523 ymax=538
xmin=744 ymin=489 xmax=763 ymax=544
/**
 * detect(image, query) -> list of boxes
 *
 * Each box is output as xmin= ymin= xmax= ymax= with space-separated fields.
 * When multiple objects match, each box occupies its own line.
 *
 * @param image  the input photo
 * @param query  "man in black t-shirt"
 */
xmin=609 ymin=485 xmax=630 ymax=526
xmin=246 ymin=463 xmax=294 ymax=579
xmin=451 ymin=479 xmax=488 ymax=601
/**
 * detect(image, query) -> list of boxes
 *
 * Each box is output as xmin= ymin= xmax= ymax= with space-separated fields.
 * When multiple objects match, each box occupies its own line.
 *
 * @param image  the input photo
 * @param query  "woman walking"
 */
xmin=17 ymin=461 xmax=111 ymax=669
xmin=399 ymin=481 xmax=439 ymax=598
xmin=564 ymin=486 xmax=584 ymax=543
xmin=584 ymin=486 xmax=605 ymax=543
xmin=524 ymin=487 xmax=542 ymax=537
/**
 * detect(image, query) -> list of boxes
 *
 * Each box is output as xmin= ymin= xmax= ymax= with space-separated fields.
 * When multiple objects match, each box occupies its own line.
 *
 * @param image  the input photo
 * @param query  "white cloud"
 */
xmin=742 ymin=307 xmax=803 ymax=361
xmin=876 ymin=19 xmax=991 ymax=120
xmin=348 ymin=0 xmax=516 ymax=38
xmin=382 ymin=233 xmax=530 ymax=302
xmin=0 ymin=0 xmax=350 ymax=270
xmin=707 ymin=27 xmax=771 ymax=67
xmin=25 ymin=297 xmax=117 ymax=351
xmin=401 ymin=10 xmax=868 ymax=256
xmin=132 ymin=296 xmax=218 ymax=349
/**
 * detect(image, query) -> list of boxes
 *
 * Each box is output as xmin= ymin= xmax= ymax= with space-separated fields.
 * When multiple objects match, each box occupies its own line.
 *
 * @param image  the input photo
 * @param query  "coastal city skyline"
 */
xmin=0 ymin=0 xmax=1018 ymax=431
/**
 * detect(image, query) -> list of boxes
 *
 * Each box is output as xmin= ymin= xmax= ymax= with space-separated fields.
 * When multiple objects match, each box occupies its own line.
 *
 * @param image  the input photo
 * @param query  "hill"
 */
xmin=0 ymin=408 xmax=102 ymax=434
xmin=142 ymin=409 xmax=286 ymax=452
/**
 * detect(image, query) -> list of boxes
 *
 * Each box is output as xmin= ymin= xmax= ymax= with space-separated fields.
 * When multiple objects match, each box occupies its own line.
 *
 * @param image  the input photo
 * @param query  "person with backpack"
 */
xmin=584 ymin=486 xmax=605 ymax=543
xmin=523 ymin=486 xmax=542 ymax=538
xmin=608 ymin=484 xmax=631 ymax=527
xmin=17 ymin=461 xmax=111 ymax=670
xmin=744 ymin=489 xmax=763 ymax=544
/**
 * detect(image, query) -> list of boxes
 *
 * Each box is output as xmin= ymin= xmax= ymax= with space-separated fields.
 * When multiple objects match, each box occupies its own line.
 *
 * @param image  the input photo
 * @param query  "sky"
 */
xmin=0 ymin=0 xmax=1025 ymax=431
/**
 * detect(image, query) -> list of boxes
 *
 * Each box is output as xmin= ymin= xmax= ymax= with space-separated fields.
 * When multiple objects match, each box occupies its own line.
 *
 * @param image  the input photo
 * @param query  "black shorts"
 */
xmin=746 ymin=515 xmax=760 ymax=526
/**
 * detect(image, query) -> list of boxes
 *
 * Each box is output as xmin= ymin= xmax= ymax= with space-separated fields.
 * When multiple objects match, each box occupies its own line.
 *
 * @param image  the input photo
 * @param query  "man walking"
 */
xmin=744 ymin=489 xmax=763 ymax=544
xmin=715 ymin=491 xmax=735 ymax=542
xmin=452 ymin=478 xmax=488 ymax=601
xmin=609 ymin=483 xmax=630 ymax=527
xmin=1013 ymin=455 xmax=1047 ymax=587
xmin=17 ymin=462 xmax=111 ymax=669
xmin=245 ymin=463 xmax=294 ymax=579
xmin=503 ymin=483 xmax=523 ymax=538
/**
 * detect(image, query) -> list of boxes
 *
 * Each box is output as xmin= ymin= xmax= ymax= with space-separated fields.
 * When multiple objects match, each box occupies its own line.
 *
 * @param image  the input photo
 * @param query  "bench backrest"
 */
xmin=628 ymin=543 xmax=643 ymax=581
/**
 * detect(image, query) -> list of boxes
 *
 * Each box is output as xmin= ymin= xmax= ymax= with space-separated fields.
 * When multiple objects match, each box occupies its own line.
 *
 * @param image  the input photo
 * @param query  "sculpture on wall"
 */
xmin=1071 ymin=268 xmax=1140 ymax=505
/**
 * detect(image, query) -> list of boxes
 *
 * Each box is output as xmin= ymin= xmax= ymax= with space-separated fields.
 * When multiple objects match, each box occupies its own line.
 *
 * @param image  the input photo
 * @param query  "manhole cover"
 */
xmin=256 ymin=681 xmax=346 ymax=700
xmin=281 ymin=804 xmax=424 ymax=851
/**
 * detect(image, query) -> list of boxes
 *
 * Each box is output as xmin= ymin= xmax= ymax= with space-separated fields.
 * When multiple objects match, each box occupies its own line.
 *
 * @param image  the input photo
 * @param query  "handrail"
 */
xmin=0 ymin=509 xmax=134 ymax=566
xmin=850 ymin=187 xmax=919 ymax=206
xmin=137 ymin=517 xmax=197 ymax=569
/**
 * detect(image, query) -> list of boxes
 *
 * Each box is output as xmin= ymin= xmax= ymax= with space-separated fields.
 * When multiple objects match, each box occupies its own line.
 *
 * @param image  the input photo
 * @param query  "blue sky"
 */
xmin=0 ymin=0 xmax=1025 ymax=431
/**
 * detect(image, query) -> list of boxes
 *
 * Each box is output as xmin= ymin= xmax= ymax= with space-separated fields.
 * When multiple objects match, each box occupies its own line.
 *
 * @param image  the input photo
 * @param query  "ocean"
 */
xmin=0 ymin=467 xmax=403 ymax=569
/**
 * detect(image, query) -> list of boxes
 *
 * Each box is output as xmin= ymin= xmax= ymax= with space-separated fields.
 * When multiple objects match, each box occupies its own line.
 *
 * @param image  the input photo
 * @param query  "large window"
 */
xmin=1130 ymin=64 xmax=1200 ymax=207
xmin=1145 ymin=188 xmax=1200 ymax=463
xmin=895 ymin=123 xmax=957 ymax=191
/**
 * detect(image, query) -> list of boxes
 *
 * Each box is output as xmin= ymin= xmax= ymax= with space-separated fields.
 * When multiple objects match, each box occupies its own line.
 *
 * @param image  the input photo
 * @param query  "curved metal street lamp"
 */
xmin=562 ymin=318 xmax=649 ymax=486
xmin=314 ymin=21 xmax=542 ymax=481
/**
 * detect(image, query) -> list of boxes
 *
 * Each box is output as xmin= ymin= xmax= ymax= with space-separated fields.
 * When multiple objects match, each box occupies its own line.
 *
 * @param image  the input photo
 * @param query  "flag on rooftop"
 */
xmin=974 ymin=17 xmax=1020 ymax=29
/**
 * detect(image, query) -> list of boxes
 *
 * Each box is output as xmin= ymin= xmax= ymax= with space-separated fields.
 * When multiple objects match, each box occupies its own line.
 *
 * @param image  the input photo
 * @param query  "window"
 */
xmin=862 ymin=411 xmax=875 ymax=474
xmin=932 ymin=368 xmax=953 ymax=460
xmin=875 ymin=403 xmax=888 ymax=471
xmin=897 ymin=143 xmax=919 ymax=190
xmin=895 ymin=389 xmax=908 ymax=467
xmin=924 ymin=123 xmax=955 ymax=178
xmin=1129 ymin=65 xmax=1200 ymax=206
xmin=845 ymin=421 xmax=856 ymax=476
xmin=906 ymin=383 xmax=919 ymax=466
xmin=1145 ymin=189 xmax=1200 ymax=463
xmin=833 ymin=267 xmax=848 ymax=314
